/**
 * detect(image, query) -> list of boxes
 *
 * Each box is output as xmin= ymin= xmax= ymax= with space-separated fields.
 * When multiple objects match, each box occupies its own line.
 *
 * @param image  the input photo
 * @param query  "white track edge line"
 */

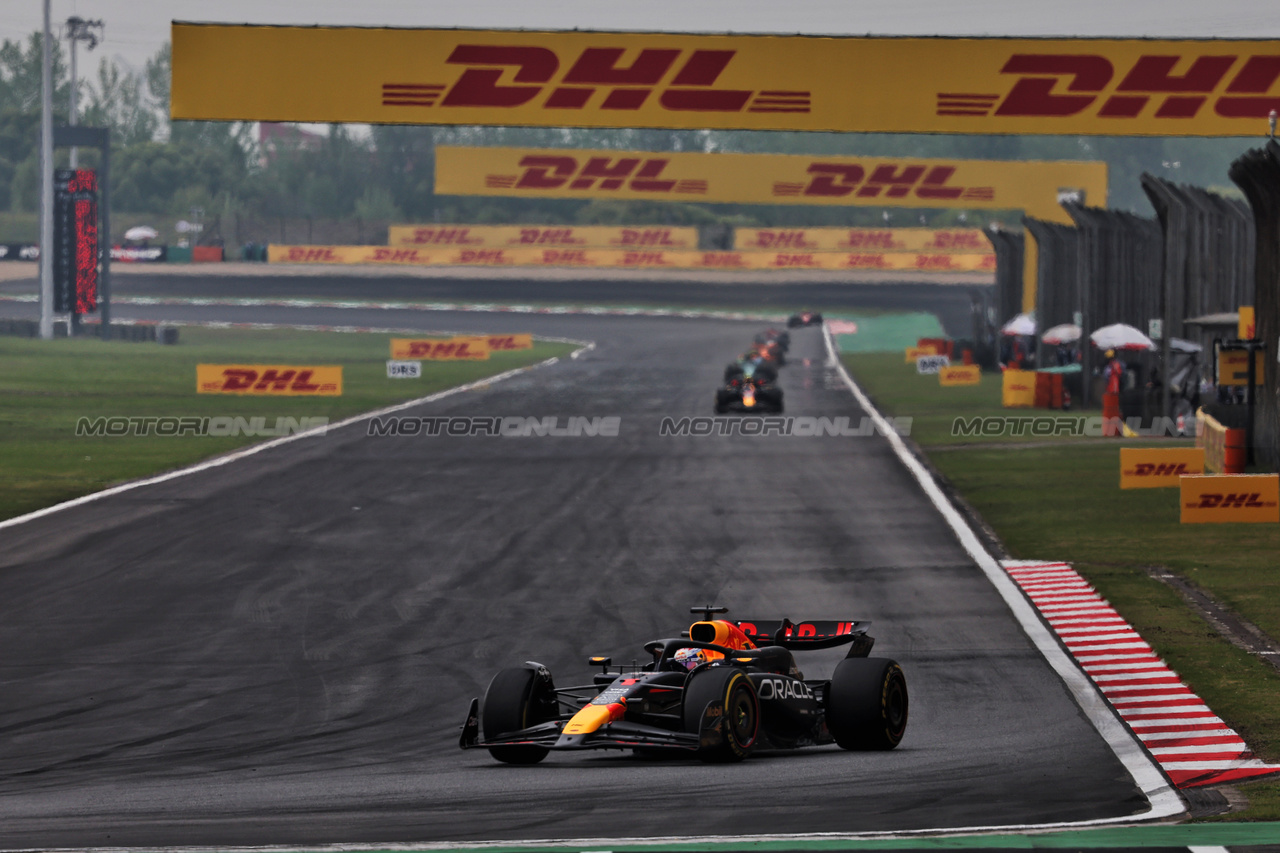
xmin=0 ymin=341 xmax=591 ymax=534
xmin=819 ymin=324 xmax=1184 ymax=824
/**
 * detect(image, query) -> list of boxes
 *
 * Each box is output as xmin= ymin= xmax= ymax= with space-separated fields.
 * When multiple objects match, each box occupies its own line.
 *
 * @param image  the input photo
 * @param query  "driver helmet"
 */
xmin=673 ymin=647 xmax=709 ymax=671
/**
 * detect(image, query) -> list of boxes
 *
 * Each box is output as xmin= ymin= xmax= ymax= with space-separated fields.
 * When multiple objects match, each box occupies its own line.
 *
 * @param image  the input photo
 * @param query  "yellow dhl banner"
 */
xmin=1180 ymin=474 xmax=1280 ymax=523
xmin=904 ymin=345 xmax=937 ymax=363
xmin=735 ymin=227 xmax=993 ymax=253
xmin=387 ymin=224 xmax=698 ymax=249
xmin=1002 ymin=369 xmax=1036 ymax=407
xmin=197 ymin=364 xmax=342 ymax=395
xmin=434 ymin=146 xmax=1106 ymax=223
xmin=1119 ymin=447 xmax=1205 ymax=489
xmin=173 ymin=25 xmax=1280 ymax=137
xmin=269 ymin=244 xmax=995 ymax=272
xmin=1217 ymin=348 xmax=1266 ymax=386
xmin=939 ymin=365 xmax=982 ymax=386
xmin=390 ymin=337 xmax=491 ymax=360
xmin=1239 ymin=305 xmax=1256 ymax=340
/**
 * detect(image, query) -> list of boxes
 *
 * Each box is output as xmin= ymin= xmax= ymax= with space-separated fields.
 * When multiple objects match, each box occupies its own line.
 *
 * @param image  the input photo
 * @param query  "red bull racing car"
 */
xmin=715 ymin=360 xmax=784 ymax=414
xmin=459 ymin=606 xmax=908 ymax=763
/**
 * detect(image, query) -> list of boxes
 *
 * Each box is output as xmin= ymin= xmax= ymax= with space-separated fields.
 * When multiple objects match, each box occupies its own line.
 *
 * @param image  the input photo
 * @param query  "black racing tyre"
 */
xmin=788 ymin=316 xmax=801 ymax=328
xmin=482 ymin=667 xmax=556 ymax=764
xmin=682 ymin=667 xmax=760 ymax=762
xmin=826 ymin=658 xmax=908 ymax=750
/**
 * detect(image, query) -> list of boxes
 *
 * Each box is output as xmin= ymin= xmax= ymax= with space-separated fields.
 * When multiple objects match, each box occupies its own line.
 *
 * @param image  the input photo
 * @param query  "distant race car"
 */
xmin=787 ymin=311 xmax=824 ymax=328
xmin=755 ymin=328 xmax=791 ymax=353
xmin=715 ymin=360 xmax=784 ymax=414
xmin=460 ymin=606 xmax=908 ymax=763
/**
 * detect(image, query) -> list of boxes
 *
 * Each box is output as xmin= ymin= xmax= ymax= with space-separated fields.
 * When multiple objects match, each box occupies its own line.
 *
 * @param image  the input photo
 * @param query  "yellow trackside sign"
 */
xmin=387 ymin=224 xmax=698 ymax=249
xmin=197 ymin=365 xmax=342 ymax=395
xmin=1001 ymin=369 xmax=1036 ymax=407
xmin=735 ymin=227 xmax=993 ymax=254
xmin=1239 ymin=305 xmax=1256 ymax=339
xmin=390 ymin=337 xmax=490 ymax=360
xmin=434 ymin=146 xmax=1106 ymax=225
xmin=172 ymin=24 xmax=1280 ymax=137
xmin=905 ymin=345 xmax=937 ymax=363
xmin=1217 ymin=348 xmax=1266 ymax=386
xmin=487 ymin=334 xmax=534 ymax=351
xmin=1119 ymin=447 xmax=1205 ymax=489
xmin=939 ymin=365 xmax=982 ymax=386
xmin=1180 ymin=474 xmax=1280 ymax=523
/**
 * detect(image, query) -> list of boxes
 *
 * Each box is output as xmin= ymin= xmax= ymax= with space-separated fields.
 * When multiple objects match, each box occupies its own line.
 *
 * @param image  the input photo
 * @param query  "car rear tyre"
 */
xmin=683 ymin=667 xmax=759 ymax=762
xmin=826 ymin=658 xmax=907 ymax=750
xmin=482 ymin=666 xmax=556 ymax=764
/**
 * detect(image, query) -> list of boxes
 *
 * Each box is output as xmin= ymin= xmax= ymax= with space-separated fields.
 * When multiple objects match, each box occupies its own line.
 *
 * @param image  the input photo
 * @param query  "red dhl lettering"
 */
xmin=1133 ymin=463 xmax=1190 ymax=476
xmin=618 ymin=228 xmax=680 ymax=246
xmin=772 ymin=253 xmax=818 ymax=267
xmin=517 ymin=228 xmax=584 ymax=245
xmin=218 ymin=369 xmax=322 ymax=392
xmin=621 ymin=251 xmax=671 ymax=265
xmin=915 ymin=254 xmax=957 ymax=269
xmin=286 ymin=247 xmax=341 ymax=262
xmin=456 ymin=249 xmax=508 ymax=263
xmin=369 ymin=248 xmax=425 ymax=262
xmin=700 ymin=252 xmax=747 ymax=267
xmin=925 ymin=231 xmax=986 ymax=250
xmin=512 ymin=156 xmax=680 ymax=193
xmin=845 ymin=253 xmax=890 ymax=268
xmin=384 ymin=46 xmax=809 ymax=115
xmin=487 ymin=335 xmax=519 ymax=350
xmin=841 ymin=230 xmax=901 ymax=249
xmin=406 ymin=340 xmax=482 ymax=358
xmin=749 ymin=230 xmax=816 ymax=249
xmin=801 ymin=162 xmax=986 ymax=201
xmin=542 ymin=249 xmax=591 ymax=264
xmin=407 ymin=227 xmax=481 ymax=245
xmin=946 ymin=52 xmax=1280 ymax=121
xmin=1194 ymin=492 xmax=1268 ymax=509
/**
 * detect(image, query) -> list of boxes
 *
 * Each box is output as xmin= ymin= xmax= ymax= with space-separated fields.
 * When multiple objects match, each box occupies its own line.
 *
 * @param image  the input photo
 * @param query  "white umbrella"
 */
xmin=124 ymin=225 xmax=159 ymax=241
xmin=1001 ymin=313 xmax=1036 ymax=336
xmin=1041 ymin=323 xmax=1082 ymax=345
xmin=1169 ymin=337 xmax=1203 ymax=353
xmin=1091 ymin=323 xmax=1156 ymax=351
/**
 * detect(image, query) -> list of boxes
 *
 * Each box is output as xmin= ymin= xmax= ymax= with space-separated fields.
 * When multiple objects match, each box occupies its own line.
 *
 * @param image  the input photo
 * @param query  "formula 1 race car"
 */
xmin=755 ymin=328 xmax=791 ymax=353
xmin=715 ymin=360 xmax=784 ymax=414
xmin=788 ymin=311 xmax=824 ymax=328
xmin=459 ymin=606 xmax=908 ymax=764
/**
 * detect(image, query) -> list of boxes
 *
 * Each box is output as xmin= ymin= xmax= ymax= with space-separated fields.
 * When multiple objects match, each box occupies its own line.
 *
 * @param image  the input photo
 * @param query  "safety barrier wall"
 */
xmin=1196 ymin=408 xmax=1247 ymax=474
xmin=387 ymin=225 xmax=700 ymax=249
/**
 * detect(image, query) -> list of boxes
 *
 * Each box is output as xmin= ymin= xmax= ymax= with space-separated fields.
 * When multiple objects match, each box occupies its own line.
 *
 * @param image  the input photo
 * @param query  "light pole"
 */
xmin=39 ymin=0 xmax=53 ymax=339
xmin=64 ymin=16 xmax=103 ymax=168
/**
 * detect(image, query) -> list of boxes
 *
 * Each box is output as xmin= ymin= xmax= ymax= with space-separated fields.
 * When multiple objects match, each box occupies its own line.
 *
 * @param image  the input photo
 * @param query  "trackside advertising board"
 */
xmin=390 ymin=338 xmax=491 ymax=360
xmin=939 ymin=365 xmax=982 ymax=386
xmin=387 ymin=225 xmax=698 ymax=249
xmin=433 ymin=147 xmax=1106 ymax=223
xmin=1180 ymin=474 xmax=1280 ymax=523
xmin=172 ymin=25 xmax=1280 ymax=137
xmin=735 ymin=228 xmax=993 ymax=253
xmin=1119 ymin=447 xmax=1205 ymax=489
xmin=197 ymin=365 xmax=342 ymax=395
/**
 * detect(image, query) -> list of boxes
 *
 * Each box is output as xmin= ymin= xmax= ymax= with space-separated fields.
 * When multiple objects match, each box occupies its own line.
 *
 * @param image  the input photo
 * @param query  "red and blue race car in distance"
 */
xmin=460 ymin=606 xmax=908 ymax=764
xmin=788 ymin=311 xmax=824 ymax=328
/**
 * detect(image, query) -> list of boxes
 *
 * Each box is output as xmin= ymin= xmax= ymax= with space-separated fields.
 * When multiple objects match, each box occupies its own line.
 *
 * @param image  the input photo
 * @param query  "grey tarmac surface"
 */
xmin=0 ymin=302 xmax=1150 ymax=849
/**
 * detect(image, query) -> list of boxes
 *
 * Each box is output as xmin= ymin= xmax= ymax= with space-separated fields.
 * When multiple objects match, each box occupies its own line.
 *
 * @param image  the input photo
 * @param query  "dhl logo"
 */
xmin=400 ymin=340 xmax=487 ymax=359
xmin=772 ymin=162 xmax=995 ymax=201
xmin=514 ymin=228 xmax=584 ymax=245
xmin=1190 ymin=492 xmax=1271 ymax=509
xmin=844 ymin=253 xmax=892 ymax=268
xmin=284 ymin=247 xmax=342 ymax=262
xmin=747 ymin=230 xmax=818 ymax=249
xmin=840 ymin=230 xmax=904 ymax=250
xmin=401 ymin=228 xmax=482 ymax=245
xmin=700 ymin=252 xmax=748 ymax=267
xmin=383 ymin=45 xmax=811 ymax=115
xmin=944 ymin=52 xmax=1280 ymax=121
xmin=367 ymin=248 xmax=428 ymax=262
xmin=196 ymin=365 xmax=343 ymax=395
xmin=455 ymin=249 xmax=510 ymax=264
xmin=1130 ymin=463 xmax=1190 ymax=477
xmin=487 ymin=334 xmax=533 ymax=350
xmin=541 ymin=249 xmax=592 ymax=264
xmin=925 ymin=230 xmax=988 ymax=250
xmin=487 ymin=155 xmax=708 ymax=195
xmin=772 ymin=253 xmax=820 ymax=267
xmin=621 ymin=250 xmax=673 ymax=265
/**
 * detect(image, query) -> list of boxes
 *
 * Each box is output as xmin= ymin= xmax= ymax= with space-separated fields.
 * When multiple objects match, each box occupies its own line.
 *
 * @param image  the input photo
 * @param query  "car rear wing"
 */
xmin=734 ymin=619 xmax=874 ymax=655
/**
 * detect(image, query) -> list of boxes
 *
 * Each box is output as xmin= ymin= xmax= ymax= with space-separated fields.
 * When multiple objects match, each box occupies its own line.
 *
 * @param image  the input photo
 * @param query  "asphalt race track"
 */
xmin=0 ymin=293 xmax=1151 ymax=848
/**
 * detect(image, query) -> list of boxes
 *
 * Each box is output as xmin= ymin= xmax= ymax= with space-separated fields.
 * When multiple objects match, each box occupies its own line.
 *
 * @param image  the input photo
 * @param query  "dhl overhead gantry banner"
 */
xmin=172 ymin=24 xmax=1280 ymax=136
xmin=434 ymin=146 xmax=1107 ymax=224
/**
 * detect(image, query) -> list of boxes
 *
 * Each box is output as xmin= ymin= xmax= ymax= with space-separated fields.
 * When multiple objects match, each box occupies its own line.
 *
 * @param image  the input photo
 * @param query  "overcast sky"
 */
xmin=5 ymin=1 xmax=1280 ymax=73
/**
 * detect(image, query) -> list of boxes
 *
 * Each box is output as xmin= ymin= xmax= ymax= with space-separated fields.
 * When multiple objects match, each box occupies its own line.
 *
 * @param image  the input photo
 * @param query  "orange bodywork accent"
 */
xmin=563 ymin=699 xmax=626 ymax=735
xmin=688 ymin=620 xmax=756 ymax=660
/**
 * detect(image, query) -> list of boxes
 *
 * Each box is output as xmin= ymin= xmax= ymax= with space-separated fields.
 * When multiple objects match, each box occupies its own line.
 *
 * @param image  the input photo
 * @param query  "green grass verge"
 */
xmin=843 ymin=351 xmax=1280 ymax=819
xmin=0 ymin=328 xmax=575 ymax=522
